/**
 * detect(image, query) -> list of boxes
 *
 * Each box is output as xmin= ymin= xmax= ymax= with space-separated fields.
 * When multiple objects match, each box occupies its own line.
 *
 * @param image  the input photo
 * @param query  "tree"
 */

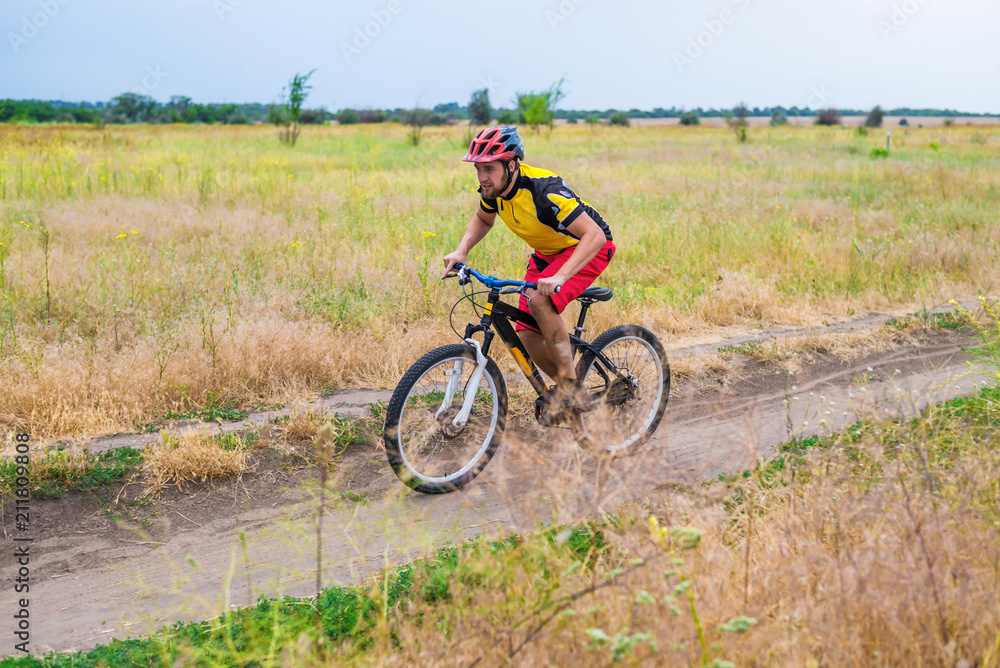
xmin=770 ymin=109 xmax=788 ymax=126
xmin=515 ymin=77 xmax=566 ymax=132
xmin=815 ymin=109 xmax=841 ymax=126
xmin=727 ymin=102 xmax=749 ymax=142
xmin=468 ymin=88 xmax=492 ymax=126
xmin=166 ymin=96 xmax=192 ymax=123
xmin=277 ymin=69 xmax=316 ymax=147
xmin=679 ymin=110 xmax=700 ymax=126
xmin=865 ymin=106 xmax=885 ymax=128
xmin=105 ymin=93 xmax=156 ymax=123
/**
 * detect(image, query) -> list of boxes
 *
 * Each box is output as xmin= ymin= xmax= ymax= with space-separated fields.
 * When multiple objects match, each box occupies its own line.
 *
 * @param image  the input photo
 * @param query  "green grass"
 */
xmin=0 ymin=525 xmax=606 ymax=667
xmin=0 ymin=446 xmax=143 ymax=500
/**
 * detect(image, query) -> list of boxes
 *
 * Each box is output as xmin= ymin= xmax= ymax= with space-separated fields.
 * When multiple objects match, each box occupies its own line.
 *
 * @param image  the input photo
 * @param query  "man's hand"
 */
xmin=535 ymin=273 xmax=567 ymax=297
xmin=441 ymin=250 xmax=468 ymax=279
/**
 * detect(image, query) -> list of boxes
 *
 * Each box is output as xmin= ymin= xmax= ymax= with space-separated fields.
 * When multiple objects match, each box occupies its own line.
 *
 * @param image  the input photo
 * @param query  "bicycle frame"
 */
xmin=433 ymin=264 xmax=627 ymax=430
xmin=461 ymin=287 xmax=618 ymax=398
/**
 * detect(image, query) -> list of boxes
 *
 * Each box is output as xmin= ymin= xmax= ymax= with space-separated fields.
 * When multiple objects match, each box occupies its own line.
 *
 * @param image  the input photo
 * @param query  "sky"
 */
xmin=2 ymin=0 xmax=998 ymax=113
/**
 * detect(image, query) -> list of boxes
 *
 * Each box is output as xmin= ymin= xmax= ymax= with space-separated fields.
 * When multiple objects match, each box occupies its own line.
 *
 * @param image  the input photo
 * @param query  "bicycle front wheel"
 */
xmin=384 ymin=344 xmax=507 ymax=494
xmin=574 ymin=325 xmax=670 ymax=453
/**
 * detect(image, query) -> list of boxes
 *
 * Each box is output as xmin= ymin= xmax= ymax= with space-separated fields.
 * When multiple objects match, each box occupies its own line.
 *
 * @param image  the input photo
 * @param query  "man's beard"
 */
xmin=480 ymin=183 xmax=498 ymax=198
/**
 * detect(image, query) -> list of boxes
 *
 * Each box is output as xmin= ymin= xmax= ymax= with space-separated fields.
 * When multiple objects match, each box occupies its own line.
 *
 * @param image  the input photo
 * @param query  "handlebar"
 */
xmin=446 ymin=263 xmax=559 ymax=293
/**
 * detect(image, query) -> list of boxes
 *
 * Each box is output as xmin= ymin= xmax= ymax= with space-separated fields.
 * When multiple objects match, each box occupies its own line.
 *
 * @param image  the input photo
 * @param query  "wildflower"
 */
xmin=803 ymin=421 xmax=809 ymax=426
xmin=421 ymin=231 xmax=437 ymax=238
xmin=117 ymin=233 xmax=127 ymax=239
xmin=130 ymin=230 xmax=138 ymax=235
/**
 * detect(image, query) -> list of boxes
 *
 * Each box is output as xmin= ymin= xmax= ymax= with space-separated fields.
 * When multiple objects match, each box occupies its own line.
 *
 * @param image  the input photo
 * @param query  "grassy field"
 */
xmin=6 ymin=384 xmax=999 ymax=666
xmin=0 ymin=122 xmax=997 ymax=438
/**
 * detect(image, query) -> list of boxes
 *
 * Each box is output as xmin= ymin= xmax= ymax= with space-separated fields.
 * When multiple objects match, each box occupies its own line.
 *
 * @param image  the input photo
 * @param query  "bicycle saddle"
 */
xmin=577 ymin=287 xmax=613 ymax=302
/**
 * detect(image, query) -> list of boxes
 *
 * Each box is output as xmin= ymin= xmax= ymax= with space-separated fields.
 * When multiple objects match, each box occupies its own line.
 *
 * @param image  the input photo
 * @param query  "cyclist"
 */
xmin=442 ymin=125 xmax=615 ymax=419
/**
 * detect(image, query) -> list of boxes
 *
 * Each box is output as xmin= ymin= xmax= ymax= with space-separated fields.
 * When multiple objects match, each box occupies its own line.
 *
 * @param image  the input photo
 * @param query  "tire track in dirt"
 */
xmin=2 ymin=316 xmax=989 ymax=656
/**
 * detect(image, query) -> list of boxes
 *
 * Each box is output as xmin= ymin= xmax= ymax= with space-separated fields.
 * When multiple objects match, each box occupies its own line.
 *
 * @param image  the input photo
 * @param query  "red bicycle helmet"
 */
xmin=462 ymin=125 xmax=525 ymax=162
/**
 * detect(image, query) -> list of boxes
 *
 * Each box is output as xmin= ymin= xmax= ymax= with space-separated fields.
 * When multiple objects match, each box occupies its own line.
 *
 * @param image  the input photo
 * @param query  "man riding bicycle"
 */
xmin=442 ymin=125 xmax=616 ymax=418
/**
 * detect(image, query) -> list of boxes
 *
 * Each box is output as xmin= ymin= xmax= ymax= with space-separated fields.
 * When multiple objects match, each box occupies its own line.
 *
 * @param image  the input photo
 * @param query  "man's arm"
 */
xmin=535 ymin=212 xmax=606 ymax=296
xmin=441 ymin=208 xmax=496 ymax=278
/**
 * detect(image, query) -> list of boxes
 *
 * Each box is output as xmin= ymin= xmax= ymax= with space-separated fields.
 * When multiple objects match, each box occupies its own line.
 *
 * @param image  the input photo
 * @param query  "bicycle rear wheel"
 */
xmin=384 ymin=344 xmax=507 ymax=494
xmin=574 ymin=325 xmax=670 ymax=453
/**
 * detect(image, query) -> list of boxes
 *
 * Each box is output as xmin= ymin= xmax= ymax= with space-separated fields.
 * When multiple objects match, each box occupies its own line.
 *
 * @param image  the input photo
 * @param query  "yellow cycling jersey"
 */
xmin=479 ymin=163 xmax=612 ymax=256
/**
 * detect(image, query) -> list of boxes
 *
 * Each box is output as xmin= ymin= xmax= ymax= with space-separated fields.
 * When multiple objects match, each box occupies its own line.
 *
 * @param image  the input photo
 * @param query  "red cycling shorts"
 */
xmin=516 ymin=239 xmax=616 ymax=332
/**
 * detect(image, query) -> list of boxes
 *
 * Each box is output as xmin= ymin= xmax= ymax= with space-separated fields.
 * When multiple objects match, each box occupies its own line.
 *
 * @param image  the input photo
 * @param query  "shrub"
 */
xmin=357 ymin=109 xmax=387 ymax=123
xmin=899 ymin=118 xmax=909 ymax=126
xmin=815 ymin=108 xmax=841 ymax=126
xmin=225 ymin=109 xmax=250 ymax=125
xmin=298 ymin=108 xmax=327 ymax=125
xmin=869 ymin=146 xmax=890 ymax=159
xmin=496 ymin=109 xmax=517 ymax=124
xmin=337 ymin=109 xmax=359 ymax=125
xmin=855 ymin=126 xmax=869 ymax=137
xmin=864 ymin=106 xmax=884 ymax=128
xmin=608 ymin=111 xmax=629 ymax=127
xmin=585 ymin=115 xmax=600 ymax=125
xmin=679 ymin=110 xmax=700 ymax=126
xmin=770 ymin=109 xmax=788 ymax=126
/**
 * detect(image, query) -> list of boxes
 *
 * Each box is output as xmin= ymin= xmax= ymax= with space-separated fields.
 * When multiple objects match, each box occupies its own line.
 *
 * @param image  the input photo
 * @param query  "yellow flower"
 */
xmin=421 ymin=230 xmax=437 ymax=238
xmin=130 ymin=230 xmax=138 ymax=235
xmin=117 ymin=233 xmax=127 ymax=239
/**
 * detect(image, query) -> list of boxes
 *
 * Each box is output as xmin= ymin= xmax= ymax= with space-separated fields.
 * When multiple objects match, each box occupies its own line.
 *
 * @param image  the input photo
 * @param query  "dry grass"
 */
xmin=318 ymin=393 xmax=1000 ymax=665
xmin=1 ymin=122 xmax=997 ymax=439
xmin=280 ymin=407 xmax=328 ymax=443
xmin=134 ymin=384 xmax=1000 ymax=667
xmin=141 ymin=429 xmax=255 ymax=495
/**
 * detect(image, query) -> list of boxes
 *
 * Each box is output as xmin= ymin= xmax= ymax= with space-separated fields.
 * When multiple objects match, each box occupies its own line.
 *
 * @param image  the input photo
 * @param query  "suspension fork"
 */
xmin=434 ymin=305 xmax=498 ymax=423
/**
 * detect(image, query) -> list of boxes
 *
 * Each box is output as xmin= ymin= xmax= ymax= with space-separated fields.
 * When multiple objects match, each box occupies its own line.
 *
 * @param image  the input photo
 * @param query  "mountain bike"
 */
xmin=383 ymin=263 xmax=670 ymax=494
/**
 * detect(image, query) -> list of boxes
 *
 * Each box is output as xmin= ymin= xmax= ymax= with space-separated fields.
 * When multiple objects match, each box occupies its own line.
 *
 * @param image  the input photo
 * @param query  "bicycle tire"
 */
xmin=384 ymin=344 xmax=507 ymax=494
xmin=574 ymin=325 xmax=670 ymax=453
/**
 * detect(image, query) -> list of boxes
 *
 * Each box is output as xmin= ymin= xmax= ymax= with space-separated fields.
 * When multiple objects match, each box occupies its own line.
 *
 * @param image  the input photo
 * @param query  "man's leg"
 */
xmin=518 ymin=328 xmax=561 ymax=381
xmin=522 ymin=290 xmax=576 ymax=383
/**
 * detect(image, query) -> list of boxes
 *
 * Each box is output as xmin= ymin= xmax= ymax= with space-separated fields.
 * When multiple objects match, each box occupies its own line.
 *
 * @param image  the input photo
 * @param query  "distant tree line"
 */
xmin=1 ymin=97 xmax=993 ymax=126
xmin=0 ymin=96 xmax=332 ymax=125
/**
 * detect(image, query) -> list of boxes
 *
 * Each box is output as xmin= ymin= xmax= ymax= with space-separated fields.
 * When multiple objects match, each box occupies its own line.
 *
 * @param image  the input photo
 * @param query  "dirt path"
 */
xmin=1 ymin=315 xmax=989 ymax=657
